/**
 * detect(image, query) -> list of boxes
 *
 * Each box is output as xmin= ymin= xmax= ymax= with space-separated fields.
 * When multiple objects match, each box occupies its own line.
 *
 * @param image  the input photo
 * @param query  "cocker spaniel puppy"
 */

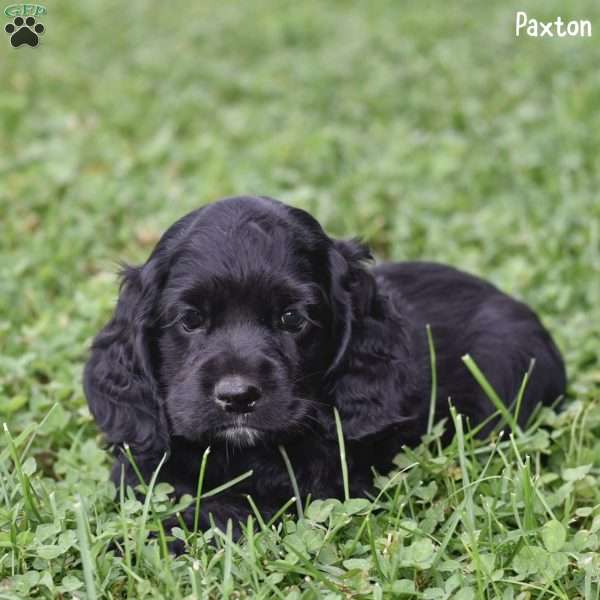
xmin=84 ymin=196 xmax=565 ymax=535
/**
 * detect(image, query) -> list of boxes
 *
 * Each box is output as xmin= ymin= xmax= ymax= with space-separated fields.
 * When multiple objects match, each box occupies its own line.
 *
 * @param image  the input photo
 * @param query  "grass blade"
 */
xmin=202 ymin=469 xmax=253 ymax=499
xmin=426 ymin=324 xmax=438 ymax=435
xmin=462 ymin=354 xmax=521 ymax=436
xmin=193 ymin=445 xmax=211 ymax=551
xmin=513 ymin=358 xmax=536 ymax=426
xmin=333 ymin=407 xmax=350 ymax=501
xmin=74 ymin=496 xmax=97 ymax=600
xmin=278 ymin=445 xmax=304 ymax=518
xmin=3 ymin=423 xmax=41 ymax=522
xmin=222 ymin=519 xmax=233 ymax=598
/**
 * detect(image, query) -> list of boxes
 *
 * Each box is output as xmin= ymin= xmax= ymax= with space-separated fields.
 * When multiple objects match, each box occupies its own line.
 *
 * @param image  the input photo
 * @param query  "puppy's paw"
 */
xmin=168 ymin=536 xmax=187 ymax=556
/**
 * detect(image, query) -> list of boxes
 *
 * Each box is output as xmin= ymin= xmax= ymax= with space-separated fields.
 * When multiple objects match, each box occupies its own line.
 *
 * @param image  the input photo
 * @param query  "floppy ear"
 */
xmin=327 ymin=238 xmax=377 ymax=373
xmin=83 ymin=263 xmax=168 ymax=464
xmin=326 ymin=238 xmax=416 ymax=442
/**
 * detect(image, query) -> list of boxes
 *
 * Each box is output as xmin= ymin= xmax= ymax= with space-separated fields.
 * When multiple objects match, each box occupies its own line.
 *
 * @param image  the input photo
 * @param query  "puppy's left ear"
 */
xmin=327 ymin=238 xmax=377 ymax=373
xmin=326 ymin=238 xmax=416 ymax=442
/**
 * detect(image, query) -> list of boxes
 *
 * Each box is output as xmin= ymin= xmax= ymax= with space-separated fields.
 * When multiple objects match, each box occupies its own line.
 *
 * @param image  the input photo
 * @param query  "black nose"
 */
xmin=214 ymin=375 xmax=261 ymax=413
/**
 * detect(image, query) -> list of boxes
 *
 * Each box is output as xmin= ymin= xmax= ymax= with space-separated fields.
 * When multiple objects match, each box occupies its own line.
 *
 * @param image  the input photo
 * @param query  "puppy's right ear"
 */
xmin=83 ymin=264 xmax=168 ymax=464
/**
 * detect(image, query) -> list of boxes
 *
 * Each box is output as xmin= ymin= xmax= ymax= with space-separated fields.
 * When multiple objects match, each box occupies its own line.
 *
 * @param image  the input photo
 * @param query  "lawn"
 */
xmin=1 ymin=0 xmax=600 ymax=598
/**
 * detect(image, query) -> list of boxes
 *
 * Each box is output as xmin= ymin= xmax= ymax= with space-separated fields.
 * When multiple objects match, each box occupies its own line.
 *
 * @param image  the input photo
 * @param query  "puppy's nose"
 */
xmin=214 ymin=375 xmax=261 ymax=413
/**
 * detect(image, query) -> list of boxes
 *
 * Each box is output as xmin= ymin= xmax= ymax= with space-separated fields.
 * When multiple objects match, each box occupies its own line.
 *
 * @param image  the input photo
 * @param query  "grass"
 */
xmin=1 ymin=0 xmax=600 ymax=597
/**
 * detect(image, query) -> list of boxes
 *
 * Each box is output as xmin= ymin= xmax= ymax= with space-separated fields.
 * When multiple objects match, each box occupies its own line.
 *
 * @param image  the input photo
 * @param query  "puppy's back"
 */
xmin=374 ymin=261 xmax=566 ymax=432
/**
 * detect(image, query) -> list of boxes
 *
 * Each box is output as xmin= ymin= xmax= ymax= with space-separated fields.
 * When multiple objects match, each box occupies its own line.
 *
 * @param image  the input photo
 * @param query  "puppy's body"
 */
xmin=374 ymin=261 xmax=564 ymax=439
xmin=84 ymin=196 xmax=565 ymax=535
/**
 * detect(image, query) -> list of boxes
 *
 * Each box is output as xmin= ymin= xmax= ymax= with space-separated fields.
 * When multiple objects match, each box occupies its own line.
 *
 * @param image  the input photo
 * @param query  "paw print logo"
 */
xmin=5 ymin=16 xmax=44 ymax=47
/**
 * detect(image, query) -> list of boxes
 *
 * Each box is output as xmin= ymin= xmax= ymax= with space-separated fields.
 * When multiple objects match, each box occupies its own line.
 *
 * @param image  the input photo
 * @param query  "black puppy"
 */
xmin=84 ymin=196 xmax=565 ymax=534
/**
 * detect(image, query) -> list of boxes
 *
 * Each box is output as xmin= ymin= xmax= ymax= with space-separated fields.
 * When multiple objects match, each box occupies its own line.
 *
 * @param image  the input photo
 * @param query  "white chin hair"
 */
xmin=219 ymin=426 xmax=261 ymax=446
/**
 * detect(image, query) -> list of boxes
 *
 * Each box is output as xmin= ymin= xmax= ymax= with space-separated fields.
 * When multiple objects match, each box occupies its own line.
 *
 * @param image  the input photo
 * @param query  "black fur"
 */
xmin=84 ymin=196 xmax=566 ymax=537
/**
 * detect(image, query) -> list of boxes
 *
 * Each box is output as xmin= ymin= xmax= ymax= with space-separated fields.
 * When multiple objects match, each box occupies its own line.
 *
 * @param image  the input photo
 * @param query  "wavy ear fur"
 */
xmin=83 ymin=263 xmax=168 ymax=465
xmin=327 ymin=238 xmax=377 ymax=373
xmin=327 ymin=239 xmax=416 ymax=441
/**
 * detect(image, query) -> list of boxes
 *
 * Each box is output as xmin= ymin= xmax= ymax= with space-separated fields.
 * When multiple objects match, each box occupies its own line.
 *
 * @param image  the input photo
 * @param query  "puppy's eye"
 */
xmin=179 ymin=309 xmax=206 ymax=332
xmin=279 ymin=310 xmax=306 ymax=333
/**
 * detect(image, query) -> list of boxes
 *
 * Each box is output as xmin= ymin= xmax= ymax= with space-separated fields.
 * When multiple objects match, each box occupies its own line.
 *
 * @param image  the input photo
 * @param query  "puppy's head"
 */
xmin=84 ymin=196 xmax=374 ymax=457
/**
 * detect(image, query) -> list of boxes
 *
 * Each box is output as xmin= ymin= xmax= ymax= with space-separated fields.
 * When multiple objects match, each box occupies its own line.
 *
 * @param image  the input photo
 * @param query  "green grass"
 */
xmin=1 ymin=0 xmax=600 ymax=597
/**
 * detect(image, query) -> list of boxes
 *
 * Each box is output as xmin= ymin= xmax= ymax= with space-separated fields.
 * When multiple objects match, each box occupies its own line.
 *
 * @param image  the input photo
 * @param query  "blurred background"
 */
xmin=1 ymin=0 xmax=599 ymax=437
